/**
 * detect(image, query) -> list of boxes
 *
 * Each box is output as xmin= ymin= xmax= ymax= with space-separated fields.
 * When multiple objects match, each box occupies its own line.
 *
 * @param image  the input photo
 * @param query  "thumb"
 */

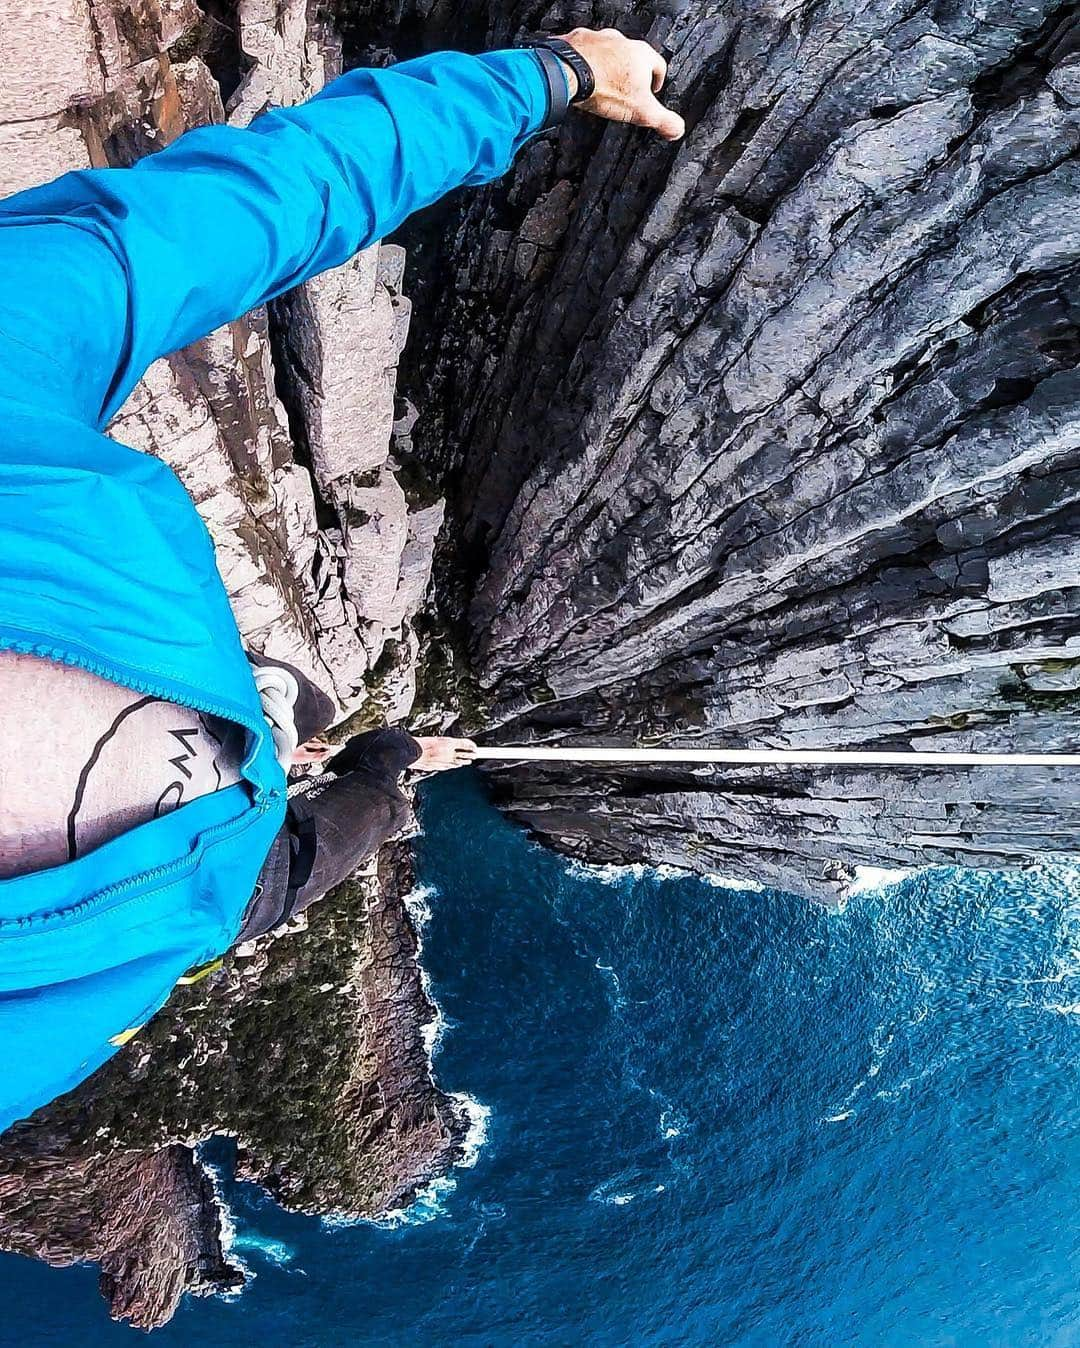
xmin=639 ymin=94 xmax=686 ymax=141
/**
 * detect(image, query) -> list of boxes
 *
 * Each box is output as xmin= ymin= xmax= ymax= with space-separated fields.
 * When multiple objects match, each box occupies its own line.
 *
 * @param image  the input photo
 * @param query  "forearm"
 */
xmin=0 ymin=49 xmax=558 ymax=427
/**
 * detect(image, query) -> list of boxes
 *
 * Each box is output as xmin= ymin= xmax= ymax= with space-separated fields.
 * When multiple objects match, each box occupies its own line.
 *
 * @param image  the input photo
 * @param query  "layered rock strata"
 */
xmin=381 ymin=0 xmax=1080 ymax=898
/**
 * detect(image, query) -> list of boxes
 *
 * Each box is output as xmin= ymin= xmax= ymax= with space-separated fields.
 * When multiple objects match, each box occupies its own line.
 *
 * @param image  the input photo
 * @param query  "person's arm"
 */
xmin=0 ymin=33 xmax=681 ymax=432
xmin=0 ymin=49 xmax=559 ymax=428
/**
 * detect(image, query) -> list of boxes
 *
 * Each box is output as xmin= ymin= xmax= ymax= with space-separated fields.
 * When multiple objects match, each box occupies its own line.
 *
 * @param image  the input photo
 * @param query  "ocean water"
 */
xmin=3 ymin=770 xmax=1080 ymax=1346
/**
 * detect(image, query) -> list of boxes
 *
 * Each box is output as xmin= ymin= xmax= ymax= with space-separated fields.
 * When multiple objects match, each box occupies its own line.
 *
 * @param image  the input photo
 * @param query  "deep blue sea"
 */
xmin=3 ymin=771 xmax=1080 ymax=1346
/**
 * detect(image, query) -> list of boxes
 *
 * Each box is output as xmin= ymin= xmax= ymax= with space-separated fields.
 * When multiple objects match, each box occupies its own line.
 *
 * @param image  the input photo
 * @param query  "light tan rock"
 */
xmin=0 ymin=0 xmax=102 ymax=121
xmin=275 ymin=249 xmax=401 ymax=489
xmin=0 ymin=120 xmax=89 ymax=196
xmin=228 ymin=0 xmax=332 ymax=124
xmin=391 ymin=500 xmax=446 ymax=632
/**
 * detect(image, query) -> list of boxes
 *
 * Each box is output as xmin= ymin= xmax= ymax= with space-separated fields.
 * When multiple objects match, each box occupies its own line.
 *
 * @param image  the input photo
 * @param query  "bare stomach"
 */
xmin=0 ymin=650 xmax=244 ymax=879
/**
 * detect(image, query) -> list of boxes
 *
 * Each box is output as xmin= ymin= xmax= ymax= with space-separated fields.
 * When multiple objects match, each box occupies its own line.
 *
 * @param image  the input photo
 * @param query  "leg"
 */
xmin=285 ymin=769 xmax=411 ymax=911
xmin=237 ymin=763 xmax=412 ymax=943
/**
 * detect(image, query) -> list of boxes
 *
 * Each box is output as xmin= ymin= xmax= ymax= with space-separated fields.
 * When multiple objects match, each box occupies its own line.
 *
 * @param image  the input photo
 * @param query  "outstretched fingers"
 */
xmin=559 ymin=27 xmax=686 ymax=142
xmin=637 ymin=94 xmax=686 ymax=141
xmin=644 ymin=46 xmax=683 ymax=137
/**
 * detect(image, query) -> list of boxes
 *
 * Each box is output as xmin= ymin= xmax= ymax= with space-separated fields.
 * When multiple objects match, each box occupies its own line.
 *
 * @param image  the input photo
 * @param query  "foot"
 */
xmin=411 ymin=736 xmax=479 ymax=772
xmin=293 ymin=736 xmax=334 ymax=764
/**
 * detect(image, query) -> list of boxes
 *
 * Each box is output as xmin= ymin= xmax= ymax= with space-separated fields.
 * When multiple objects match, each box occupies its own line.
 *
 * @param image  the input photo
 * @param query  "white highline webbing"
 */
xmin=473 ymin=747 xmax=1080 ymax=768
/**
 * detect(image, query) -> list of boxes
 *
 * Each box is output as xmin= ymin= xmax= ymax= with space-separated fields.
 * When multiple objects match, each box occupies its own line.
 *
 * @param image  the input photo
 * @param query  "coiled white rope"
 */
xmin=252 ymin=664 xmax=300 ymax=770
xmin=474 ymin=747 xmax=1080 ymax=768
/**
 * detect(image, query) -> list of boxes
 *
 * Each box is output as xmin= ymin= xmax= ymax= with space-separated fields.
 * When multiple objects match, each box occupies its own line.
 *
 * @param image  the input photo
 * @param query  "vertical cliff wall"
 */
xmin=372 ymin=0 xmax=1080 ymax=898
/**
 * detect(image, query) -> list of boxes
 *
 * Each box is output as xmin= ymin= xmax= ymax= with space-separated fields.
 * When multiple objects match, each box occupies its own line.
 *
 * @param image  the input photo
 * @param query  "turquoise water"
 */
xmin=3 ymin=771 xmax=1080 ymax=1345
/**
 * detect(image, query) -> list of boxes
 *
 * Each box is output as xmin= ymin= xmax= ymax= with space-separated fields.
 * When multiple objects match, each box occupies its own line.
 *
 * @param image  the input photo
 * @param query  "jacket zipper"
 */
xmin=0 ymin=809 xmax=260 ymax=936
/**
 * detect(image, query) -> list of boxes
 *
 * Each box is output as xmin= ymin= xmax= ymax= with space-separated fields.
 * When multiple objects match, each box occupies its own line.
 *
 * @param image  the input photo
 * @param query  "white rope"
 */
xmin=474 ymin=747 xmax=1080 ymax=768
xmin=252 ymin=664 xmax=300 ymax=770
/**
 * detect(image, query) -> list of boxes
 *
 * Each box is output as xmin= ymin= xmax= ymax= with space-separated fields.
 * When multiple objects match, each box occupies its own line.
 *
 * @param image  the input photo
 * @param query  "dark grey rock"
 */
xmin=392 ymin=0 xmax=1080 ymax=897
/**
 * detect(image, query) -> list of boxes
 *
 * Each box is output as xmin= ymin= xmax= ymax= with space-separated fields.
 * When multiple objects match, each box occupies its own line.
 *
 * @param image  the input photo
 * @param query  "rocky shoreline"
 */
xmin=0 ymin=838 xmax=468 ymax=1329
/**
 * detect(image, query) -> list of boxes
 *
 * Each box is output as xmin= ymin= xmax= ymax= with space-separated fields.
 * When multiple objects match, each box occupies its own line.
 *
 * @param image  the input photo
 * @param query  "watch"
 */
xmin=529 ymin=36 xmax=596 ymax=116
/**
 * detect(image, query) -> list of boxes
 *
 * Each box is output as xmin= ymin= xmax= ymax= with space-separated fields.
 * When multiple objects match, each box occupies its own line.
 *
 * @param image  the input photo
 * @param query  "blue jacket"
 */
xmin=0 ymin=49 xmax=561 ymax=1133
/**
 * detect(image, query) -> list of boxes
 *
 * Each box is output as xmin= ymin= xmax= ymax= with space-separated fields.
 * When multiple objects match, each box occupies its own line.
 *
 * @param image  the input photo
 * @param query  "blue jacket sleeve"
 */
xmin=0 ymin=49 xmax=552 ymax=428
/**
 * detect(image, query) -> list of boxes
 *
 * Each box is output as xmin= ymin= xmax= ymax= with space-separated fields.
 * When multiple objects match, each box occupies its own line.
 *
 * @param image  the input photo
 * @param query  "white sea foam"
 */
xmin=567 ymin=857 xmax=765 ymax=892
xmin=824 ymin=1024 xmax=896 ymax=1120
xmin=231 ymin=1233 xmax=295 ymax=1266
xmin=402 ymin=883 xmax=448 ymax=1056
xmin=403 ymin=882 xmax=436 ymax=932
xmin=701 ymin=872 xmax=766 ymax=893
xmin=357 ymin=1093 xmax=492 ymax=1231
xmin=194 ymin=1143 xmax=251 ymax=1296
xmin=845 ymin=866 xmax=915 ymax=896
xmin=418 ymin=963 xmax=448 ymax=1057
xmin=657 ymin=1102 xmax=690 ymax=1140
xmin=452 ymin=1091 xmax=492 ymax=1169
xmin=594 ymin=959 xmax=627 ymax=1008
xmin=567 ymin=859 xmax=679 ymax=885
xmin=590 ymin=1179 xmax=668 ymax=1206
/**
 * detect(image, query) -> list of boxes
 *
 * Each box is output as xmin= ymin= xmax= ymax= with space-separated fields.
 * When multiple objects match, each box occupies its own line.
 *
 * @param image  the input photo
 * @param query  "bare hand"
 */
xmin=412 ymin=736 xmax=479 ymax=772
xmin=558 ymin=28 xmax=685 ymax=142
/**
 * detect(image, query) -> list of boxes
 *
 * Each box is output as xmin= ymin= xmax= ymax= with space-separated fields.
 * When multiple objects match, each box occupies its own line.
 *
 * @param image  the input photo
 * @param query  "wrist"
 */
xmin=553 ymin=55 xmax=579 ymax=100
xmin=529 ymin=45 xmax=572 ymax=129
xmin=538 ymin=36 xmax=596 ymax=104
xmin=526 ymin=37 xmax=594 ymax=125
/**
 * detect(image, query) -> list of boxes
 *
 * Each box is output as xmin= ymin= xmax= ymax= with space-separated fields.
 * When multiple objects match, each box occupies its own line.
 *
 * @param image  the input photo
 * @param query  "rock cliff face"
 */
xmin=380 ymin=0 xmax=1080 ymax=898
xmin=0 ymin=0 xmax=462 ymax=1328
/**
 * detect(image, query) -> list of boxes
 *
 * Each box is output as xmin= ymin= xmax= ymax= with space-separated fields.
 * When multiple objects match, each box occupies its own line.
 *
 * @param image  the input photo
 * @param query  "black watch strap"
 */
xmin=532 ymin=46 xmax=572 ymax=129
xmin=531 ymin=36 xmax=595 ymax=106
